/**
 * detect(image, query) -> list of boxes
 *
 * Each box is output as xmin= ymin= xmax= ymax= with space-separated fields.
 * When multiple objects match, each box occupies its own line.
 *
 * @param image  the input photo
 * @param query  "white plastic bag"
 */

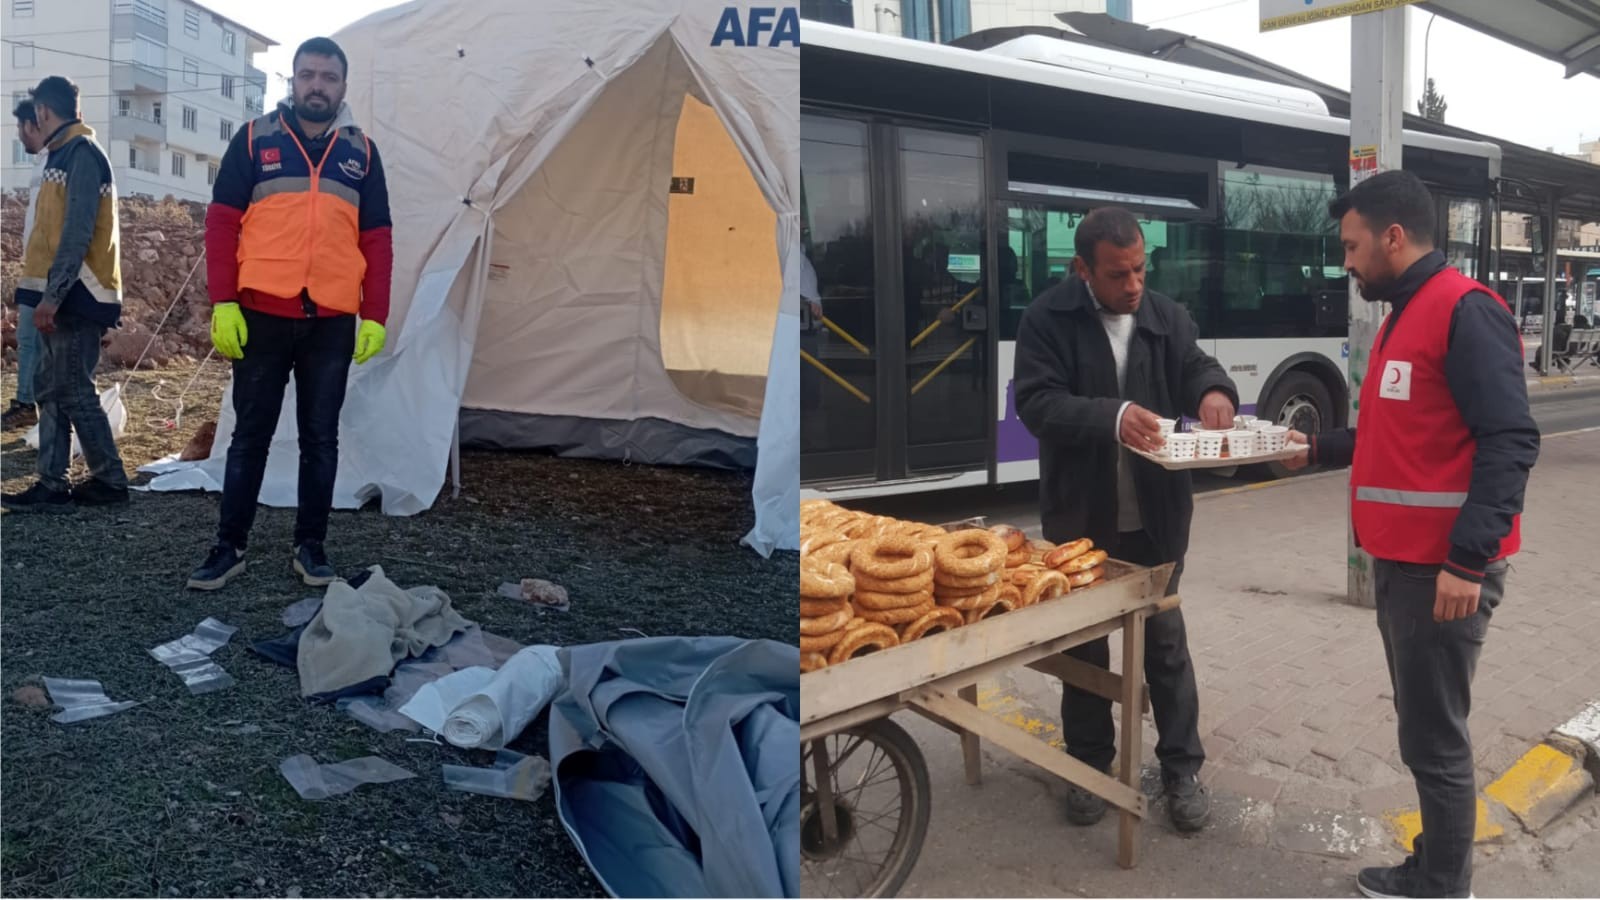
xmin=24 ymin=383 xmax=127 ymax=459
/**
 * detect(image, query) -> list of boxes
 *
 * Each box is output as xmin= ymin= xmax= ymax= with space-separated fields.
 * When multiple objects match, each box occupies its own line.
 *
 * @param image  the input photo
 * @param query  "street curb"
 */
xmin=1381 ymin=700 xmax=1600 ymax=850
xmin=1195 ymin=468 xmax=1345 ymax=500
xmin=1525 ymin=373 xmax=1600 ymax=394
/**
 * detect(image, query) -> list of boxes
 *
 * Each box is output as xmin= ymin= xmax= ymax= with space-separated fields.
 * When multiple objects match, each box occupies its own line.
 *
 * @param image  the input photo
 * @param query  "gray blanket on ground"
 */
xmin=548 ymin=636 xmax=800 ymax=898
xmin=297 ymin=566 xmax=472 ymax=698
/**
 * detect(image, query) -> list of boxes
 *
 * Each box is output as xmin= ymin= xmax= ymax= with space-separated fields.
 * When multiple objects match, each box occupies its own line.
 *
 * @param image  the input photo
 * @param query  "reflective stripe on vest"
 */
xmin=236 ymin=112 xmax=367 ymax=314
xmin=1353 ymin=487 xmax=1469 ymax=508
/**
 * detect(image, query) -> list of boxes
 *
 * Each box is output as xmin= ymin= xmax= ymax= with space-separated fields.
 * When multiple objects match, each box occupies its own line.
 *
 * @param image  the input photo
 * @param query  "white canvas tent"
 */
xmin=145 ymin=0 xmax=800 ymax=556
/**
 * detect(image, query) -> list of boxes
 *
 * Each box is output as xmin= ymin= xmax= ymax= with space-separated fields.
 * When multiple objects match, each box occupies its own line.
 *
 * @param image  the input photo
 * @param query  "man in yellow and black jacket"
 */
xmin=186 ymin=37 xmax=392 ymax=591
xmin=2 ymin=76 xmax=128 ymax=511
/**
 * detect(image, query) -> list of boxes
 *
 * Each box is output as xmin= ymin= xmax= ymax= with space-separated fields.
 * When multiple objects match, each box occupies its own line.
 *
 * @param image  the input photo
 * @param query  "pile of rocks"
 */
xmin=2 ymin=191 xmax=214 ymax=371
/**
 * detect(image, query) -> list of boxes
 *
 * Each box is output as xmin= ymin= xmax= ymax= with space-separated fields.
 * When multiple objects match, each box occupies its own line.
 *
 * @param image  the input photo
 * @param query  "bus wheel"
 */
xmin=1256 ymin=370 xmax=1332 ymax=480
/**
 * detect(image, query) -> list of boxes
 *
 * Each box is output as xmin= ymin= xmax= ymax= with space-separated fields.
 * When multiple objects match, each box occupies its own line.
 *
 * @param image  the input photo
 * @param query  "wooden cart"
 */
xmin=799 ymin=560 xmax=1179 ymax=898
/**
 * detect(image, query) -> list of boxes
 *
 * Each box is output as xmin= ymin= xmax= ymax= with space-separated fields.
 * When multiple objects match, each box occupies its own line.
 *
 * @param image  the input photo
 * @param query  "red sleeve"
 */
xmin=204 ymin=203 xmax=244 ymax=303
xmin=358 ymin=225 xmax=393 ymax=325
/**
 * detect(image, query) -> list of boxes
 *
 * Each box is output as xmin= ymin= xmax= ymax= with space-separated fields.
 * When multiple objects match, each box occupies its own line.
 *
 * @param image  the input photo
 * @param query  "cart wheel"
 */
xmin=800 ymin=718 xmax=931 ymax=898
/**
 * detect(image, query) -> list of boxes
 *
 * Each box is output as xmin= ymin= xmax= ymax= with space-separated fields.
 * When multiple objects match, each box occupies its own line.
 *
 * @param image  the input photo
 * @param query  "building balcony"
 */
xmin=111 ymin=108 xmax=167 ymax=145
xmin=111 ymin=11 xmax=167 ymax=41
xmin=111 ymin=62 xmax=167 ymax=94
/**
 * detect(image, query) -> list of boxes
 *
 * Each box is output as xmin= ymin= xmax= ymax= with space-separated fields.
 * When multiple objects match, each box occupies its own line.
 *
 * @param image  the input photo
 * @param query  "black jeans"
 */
xmin=1374 ymin=558 xmax=1504 ymax=899
xmin=217 ymin=309 xmax=354 ymax=550
xmin=1059 ymin=530 xmax=1205 ymax=779
xmin=34 ymin=309 xmax=127 ymax=492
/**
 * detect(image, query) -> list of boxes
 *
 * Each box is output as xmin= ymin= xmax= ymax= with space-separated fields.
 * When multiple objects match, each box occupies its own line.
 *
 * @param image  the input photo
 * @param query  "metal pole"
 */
xmin=1541 ymin=190 xmax=1562 ymax=375
xmin=1345 ymin=6 xmax=1408 ymax=609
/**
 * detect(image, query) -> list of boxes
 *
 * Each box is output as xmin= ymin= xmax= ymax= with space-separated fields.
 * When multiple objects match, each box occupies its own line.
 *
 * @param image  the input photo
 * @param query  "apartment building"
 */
xmin=802 ymin=0 xmax=1131 ymax=43
xmin=2 ymin=0 xmax=274 ymax=202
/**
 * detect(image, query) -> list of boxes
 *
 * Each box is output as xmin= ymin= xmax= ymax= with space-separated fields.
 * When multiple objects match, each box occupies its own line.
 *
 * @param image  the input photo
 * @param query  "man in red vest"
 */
xmin=1286 ymin=170 xmax=1539 ymax=899
xmin=187 ymin=36 xmax=392 ymax=591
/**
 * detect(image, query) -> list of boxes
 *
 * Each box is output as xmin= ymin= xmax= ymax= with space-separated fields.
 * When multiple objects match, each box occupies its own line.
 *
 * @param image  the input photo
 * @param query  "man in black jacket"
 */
xmin=1014 ymin=206 xmax=1238 ymax=832
xmin=1286 ymin=171 xmax=1538 ymax=899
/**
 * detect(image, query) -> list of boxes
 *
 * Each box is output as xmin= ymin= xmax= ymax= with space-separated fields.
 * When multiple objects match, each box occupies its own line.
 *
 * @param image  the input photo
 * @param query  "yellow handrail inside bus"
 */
xmin=820 ymin=316 xmax=871 ymax=356
xmin=802 ymin=349 xmax=871 ymax=404
xmin=909 ymin=286 xmax=981 ymax=349
xmin=910 ymin=337 xmax=977 ymax=395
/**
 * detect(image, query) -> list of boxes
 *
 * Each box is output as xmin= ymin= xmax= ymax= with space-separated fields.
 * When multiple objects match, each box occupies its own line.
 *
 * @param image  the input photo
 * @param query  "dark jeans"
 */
xmin=1374 ymin=557 xmax=1505 ymax=899
xmin=35 ymin=309 xmax=126 ymax=492
xmin=217 ymin=309 xmax=354 ymax=550
xmin=1059 ymin=530 xmax=1204 ymax=779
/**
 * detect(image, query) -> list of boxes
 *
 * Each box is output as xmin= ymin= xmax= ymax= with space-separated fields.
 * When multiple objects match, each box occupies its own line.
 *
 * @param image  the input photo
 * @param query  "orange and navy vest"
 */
xmin=1350 ymin=267 xmax=1523 ymax=564
xmin=237 ymin=112 xmax=369 ymax=314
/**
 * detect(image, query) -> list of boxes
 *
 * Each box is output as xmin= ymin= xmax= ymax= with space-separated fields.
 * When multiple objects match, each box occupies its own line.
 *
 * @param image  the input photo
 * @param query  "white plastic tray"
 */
xmin=1128 ymin=442 xmax=1308 ymax=470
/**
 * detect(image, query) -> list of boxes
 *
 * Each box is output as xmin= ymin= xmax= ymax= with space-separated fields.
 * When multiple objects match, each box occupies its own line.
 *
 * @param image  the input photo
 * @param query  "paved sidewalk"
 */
xmin=885 ymin=428 xmax=1600 ymax=896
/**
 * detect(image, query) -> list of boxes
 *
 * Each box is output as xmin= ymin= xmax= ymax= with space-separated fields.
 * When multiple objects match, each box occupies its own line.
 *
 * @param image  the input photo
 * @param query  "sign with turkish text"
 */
xmin=1260 ymin=0 xmax=1423 ymax=32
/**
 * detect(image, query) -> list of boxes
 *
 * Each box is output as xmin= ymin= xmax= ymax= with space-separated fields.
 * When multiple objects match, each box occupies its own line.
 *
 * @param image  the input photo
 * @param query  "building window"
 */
xmin=222 ymin=29 xmax=236 ymax=55
xmin=115 ymin=0 xmax=167 ymax=26
xmin=13 ymin=140 xmax=31 ymax=164
xmin=182 ymin=106 xmax=197 ymax=130
xmin=12 ymin=0 xmax=35 ymax=17
xmin=129 ymin=146 xmax=137 ymax=167
xmin=119 ymin=96 xmax=133 ymax=117
xmin=12 ymin=41 xmax=34 ymax=69
xmin=183 ymin=58 xmax=199 ymax=85
xmin=219 ymin=119 xmax=232 ymax=141
xmin=171 ymin=152 xmax=185 ymax=177
xmin=245 ymin=94 xmax=262 ymax=115
xmin=151 ymin=101 xmax=162 ymax=124
xmin=220 ymin=75 xmax=235 ymax=99
xmin=133 ymin=35 xmax=166 ymax=72
xmin=208 ymin=163 xmax=219 ymax=186
xmin=183 ymin=8 xmax=200 ymax=38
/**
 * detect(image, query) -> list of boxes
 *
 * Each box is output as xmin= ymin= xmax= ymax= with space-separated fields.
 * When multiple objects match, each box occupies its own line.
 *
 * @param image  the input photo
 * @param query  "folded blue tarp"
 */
xmin=548 ymin=636 xmax=799 ymax=898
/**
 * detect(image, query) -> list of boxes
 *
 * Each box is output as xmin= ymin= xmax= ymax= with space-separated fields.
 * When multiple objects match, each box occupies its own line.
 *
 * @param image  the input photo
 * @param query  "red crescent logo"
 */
xmin=1386 ymin=367 xmax=1402 ymax=385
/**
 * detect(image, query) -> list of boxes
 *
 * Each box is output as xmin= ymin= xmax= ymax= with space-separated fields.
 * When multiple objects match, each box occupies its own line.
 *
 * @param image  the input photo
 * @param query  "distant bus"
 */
xmin=799 ymin=24 xmax=1500 ymax=499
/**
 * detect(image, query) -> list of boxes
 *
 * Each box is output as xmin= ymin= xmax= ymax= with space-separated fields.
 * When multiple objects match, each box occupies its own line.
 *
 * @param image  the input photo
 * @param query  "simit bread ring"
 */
xmin=799 ymin=595 xmax=850 ymax=618
xmin=853 ymin=568 xmax=935 ymax=594
xmin=933 ymin=580 xmax=993 ymax=600
xmin=857 ymin=597 xmax=935 ymax=626
xmin=962 ymin=590 xmax=1018 ymax=624
xmin=1005 ymin=548 xmax=1032 ymax=569
xmin=853 ymin=535 xmax=935 ymax=581
xmin=1055 ymin=548 xmax=1108 ymax=575
xmin=990 ymin=524 xmax=1027 ymax=553
xmin=799 ymin=628 xmax=848 ymax=653
xmin=800 ymin=558 xmax=855 ymax=599
xmin=800 ymin=607 xmax=853 ymax=636
xmin=934 ymin=530 xmax=1008 ymax=578
xmin=828 ymin=621 xmax=900 ymax=665
xmin=800 ymin=529 xmax=849 ymax=557
xmin=998 ymin=582 xmax=1024 ymax=608
xmin=814 ymin=539 xmax=857 ymax=569
xmin=1044 ymin=538 xmax=1094 ymax=569
xmin=942 ymin=584 xmax=1001 ymax=611
xmin=898 ymin=606 xmax=965 ymax=642
xmin=855 ymin=588 xmax=935 ymax=612
xmin=1009 ymin=565 xmax=1045 ymax=587
xmin=933 ymin=568 xmax=1001 ymax=589
xmin=800 ymin=651 xmax=829 ymax=673
xmin=1023 ymin=570 xmax=1071 ymax=606
xmin=1068 ymin=565 xmax=1106 ymax=587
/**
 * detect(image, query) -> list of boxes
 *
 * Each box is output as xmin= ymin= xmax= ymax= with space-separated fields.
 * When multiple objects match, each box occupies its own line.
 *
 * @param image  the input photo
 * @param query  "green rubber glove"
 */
xmin=353 ymin=319 xmax=386 ymax=364
xmin=211 ymin=301 xmax=248 ymax=360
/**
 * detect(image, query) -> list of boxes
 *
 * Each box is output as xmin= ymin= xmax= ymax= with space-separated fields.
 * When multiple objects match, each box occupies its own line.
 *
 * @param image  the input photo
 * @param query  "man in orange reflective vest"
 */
xmin=1286 ymin=170 xmax=1539 ymax=899
xmin=188 ymin=37 xmax=392 ymax=591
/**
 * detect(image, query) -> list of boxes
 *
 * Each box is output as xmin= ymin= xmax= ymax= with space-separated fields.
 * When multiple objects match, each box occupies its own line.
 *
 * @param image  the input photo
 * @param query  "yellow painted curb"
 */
xmin=1383 ymin=796 xmax=1504 ymax=852
xmin=1484 ymin=742 xmax=1594 ymax=831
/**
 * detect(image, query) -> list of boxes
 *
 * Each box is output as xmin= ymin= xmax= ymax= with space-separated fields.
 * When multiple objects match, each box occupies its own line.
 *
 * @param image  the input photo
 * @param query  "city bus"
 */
xmin=799 ymin=23 xmax=1501 ymax=499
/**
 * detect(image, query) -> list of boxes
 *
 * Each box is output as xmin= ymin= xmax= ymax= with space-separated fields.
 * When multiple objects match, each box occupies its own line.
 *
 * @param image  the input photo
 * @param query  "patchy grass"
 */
xmin=1 ymin=362 xmax=797 ymax=898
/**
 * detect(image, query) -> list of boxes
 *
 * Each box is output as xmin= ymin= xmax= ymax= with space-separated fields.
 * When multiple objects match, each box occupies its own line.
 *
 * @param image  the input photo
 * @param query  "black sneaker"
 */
xmin=1357 ymin=854 xmax=1421 ymax=899
xmin=188 ymin=543 xmax=246 ymax=590
xmin=69 ymin=479 xmax=129 ymax=506
xmin=1163 ymin=770 xmax=1211 ymax=832
xmin=293 ymin=541 xmax=338 ymax=586
xmin=1064 ymin=765 xmax=1114 ymax=826
xmin=1 ymin=400 xmax=37 ymax=429
xmin=1 ymin=482 xmax=72 ymax=512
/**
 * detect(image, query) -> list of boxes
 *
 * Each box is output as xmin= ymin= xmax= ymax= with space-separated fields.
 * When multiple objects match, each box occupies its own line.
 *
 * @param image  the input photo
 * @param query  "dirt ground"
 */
xmin=0 ymin=361 xmax=798 ymax=898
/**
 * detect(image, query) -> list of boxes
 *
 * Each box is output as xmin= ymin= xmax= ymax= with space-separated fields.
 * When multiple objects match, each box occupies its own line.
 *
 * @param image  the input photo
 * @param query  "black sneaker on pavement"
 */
xmin=1 ymin=400 xmax=37 ymax=429
xmin=1163 ymin=770 xmax=1211 ymax=832
xmin=293 ymin=541 xmax=338 ymax=586
xmin=1357 ymin=855 xmax=1421 ymax=899
xmin=1 ymin=482 xmax=72 ymax=512
xmin=188 ymin=543 xmax=246 ymax=590
xmin=1064 ymin=765 xmax=1115 ymax=826
xmin=69 ymin=479 xmax=130 ymax=506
